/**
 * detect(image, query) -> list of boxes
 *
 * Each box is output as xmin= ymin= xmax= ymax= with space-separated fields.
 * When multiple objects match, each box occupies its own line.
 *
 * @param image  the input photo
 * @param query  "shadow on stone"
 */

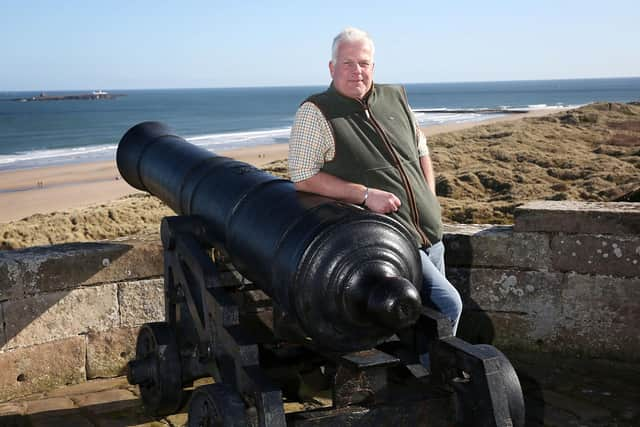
xmin=0 ymin=242 xmax=141 ymax=401
xmin=0 ymin=398 xmax=177 ymax=427
xmin=445 ymin=236 xmax=546 ymax=427
xmin=1 ymin=242 xmax=133 ymax=345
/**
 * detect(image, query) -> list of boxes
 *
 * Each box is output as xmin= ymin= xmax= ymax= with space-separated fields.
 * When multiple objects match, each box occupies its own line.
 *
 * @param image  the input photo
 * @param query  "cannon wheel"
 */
xmin=134 ymin=322 xmax=184 ymax=416
xmin=454 ymin=344 xmax=525 ymax=427
xmin=188 ymin=383 xmax=247 ymax=427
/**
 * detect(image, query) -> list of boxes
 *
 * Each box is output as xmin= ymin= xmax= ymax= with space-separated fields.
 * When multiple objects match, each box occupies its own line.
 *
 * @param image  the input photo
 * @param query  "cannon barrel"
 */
xmin=117 ymin=121 xmax=423 ymax=351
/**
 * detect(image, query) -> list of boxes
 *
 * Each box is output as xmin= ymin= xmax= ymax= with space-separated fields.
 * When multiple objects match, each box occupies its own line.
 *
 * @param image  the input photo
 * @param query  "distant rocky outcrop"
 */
xmin=12 ymin=91 xmax=126 ymax=102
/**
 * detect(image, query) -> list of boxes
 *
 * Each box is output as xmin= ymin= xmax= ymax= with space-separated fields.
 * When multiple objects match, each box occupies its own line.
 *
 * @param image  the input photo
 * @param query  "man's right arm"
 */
xmin=295 ymin=173 xmax=401 ymax=213
xmin=294 ymin=172 xmax=366 ymax=203
xmin=288 ymin=102 xmax=401 ymax=214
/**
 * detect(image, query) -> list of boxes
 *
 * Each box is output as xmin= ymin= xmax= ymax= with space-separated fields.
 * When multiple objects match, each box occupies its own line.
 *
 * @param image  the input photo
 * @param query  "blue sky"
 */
xmin=1 ymin=0 xmax=638 ymax=91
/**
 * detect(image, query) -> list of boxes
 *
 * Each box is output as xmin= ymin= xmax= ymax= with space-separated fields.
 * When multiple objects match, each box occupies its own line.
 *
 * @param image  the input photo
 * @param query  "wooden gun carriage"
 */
xmin=118 ymin=122 xmax=524 ymax=426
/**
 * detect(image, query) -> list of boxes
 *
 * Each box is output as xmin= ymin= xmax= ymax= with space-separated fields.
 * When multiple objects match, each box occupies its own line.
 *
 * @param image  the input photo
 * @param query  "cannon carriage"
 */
xmin=118 ymin=122 xmax=525 ymax=426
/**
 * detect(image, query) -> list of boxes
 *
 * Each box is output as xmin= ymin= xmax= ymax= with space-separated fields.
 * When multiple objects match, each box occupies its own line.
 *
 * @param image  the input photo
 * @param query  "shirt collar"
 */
xmin=328 ymin=81 xmax=375 ymax=105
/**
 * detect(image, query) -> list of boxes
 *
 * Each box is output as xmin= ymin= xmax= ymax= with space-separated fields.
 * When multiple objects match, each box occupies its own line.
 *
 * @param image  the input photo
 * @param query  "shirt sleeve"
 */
xmin=288 ymin=102 xmax=335 ymax=182
xmin=410 ymin=110 xmax=430 ymax=157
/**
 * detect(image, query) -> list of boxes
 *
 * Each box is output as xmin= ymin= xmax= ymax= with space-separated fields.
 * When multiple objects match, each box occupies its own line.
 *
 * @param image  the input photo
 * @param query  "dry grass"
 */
xmin=429 ymin=102 xmax=640 ymax=223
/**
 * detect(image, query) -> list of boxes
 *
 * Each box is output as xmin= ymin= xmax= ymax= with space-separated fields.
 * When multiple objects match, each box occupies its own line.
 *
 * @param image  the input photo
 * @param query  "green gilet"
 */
xmin=306 ymin=83 xmax=443 ymax=247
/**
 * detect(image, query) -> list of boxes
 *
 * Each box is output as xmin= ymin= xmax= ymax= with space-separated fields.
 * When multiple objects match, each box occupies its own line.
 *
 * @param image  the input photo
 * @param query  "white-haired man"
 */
xmin=288 ymin=28 xmax=462 ymax=345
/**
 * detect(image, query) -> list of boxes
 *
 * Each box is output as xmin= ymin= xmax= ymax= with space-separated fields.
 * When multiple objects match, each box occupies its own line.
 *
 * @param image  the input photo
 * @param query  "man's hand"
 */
xmin=365 ymin=188 xmax=401 ymax=214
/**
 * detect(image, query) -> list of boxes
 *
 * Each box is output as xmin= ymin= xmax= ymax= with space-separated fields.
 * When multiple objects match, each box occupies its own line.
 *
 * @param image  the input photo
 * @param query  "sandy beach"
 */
xmin=0 ymin=109 xmax=566 ymax=224
xmin=0 ymin=144 xmax=291 ymax=223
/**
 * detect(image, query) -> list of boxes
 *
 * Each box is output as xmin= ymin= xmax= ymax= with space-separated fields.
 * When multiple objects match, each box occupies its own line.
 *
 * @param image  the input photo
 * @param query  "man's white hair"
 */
xmin=331 ymin=27 xmax=375 ymax=64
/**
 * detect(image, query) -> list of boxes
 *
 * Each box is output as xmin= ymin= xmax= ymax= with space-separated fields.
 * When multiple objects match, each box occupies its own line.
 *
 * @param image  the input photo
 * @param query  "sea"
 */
xmin=1 ymin=77 xmax=639 ymax=172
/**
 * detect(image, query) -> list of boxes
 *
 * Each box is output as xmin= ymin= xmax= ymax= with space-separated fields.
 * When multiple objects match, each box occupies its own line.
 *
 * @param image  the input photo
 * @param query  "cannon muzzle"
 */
xmin=117 ymin=121 xmax=422 ymax=351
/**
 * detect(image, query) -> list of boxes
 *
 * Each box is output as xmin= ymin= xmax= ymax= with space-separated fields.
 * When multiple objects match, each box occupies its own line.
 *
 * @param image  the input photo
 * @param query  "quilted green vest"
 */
xmin=306 ymin=83 xmax=443 ymax=247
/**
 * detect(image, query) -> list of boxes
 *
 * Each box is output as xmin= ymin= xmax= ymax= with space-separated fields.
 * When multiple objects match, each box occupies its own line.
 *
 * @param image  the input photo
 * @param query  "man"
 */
xmin=288 ymin=27 xmax=462 ymax=336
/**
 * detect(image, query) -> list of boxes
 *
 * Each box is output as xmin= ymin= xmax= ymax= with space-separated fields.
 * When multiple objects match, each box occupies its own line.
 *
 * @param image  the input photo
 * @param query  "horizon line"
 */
xmin=2 ymin=75 xmax=640 ymax=93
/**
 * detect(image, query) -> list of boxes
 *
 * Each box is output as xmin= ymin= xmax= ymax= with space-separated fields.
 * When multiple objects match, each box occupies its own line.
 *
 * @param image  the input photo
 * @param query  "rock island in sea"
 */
xmin=12 ymin=90 xmax=126 ymax=102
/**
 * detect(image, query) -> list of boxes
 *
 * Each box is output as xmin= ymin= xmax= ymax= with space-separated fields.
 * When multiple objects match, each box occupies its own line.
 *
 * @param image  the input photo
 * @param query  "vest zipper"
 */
xmin=362 ymin=104 xmax=431 ymax=247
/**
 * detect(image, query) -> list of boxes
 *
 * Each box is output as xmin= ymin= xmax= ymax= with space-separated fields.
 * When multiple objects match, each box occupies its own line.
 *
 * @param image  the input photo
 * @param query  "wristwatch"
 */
xmin=360 ymin=187 xmax=369 ymax=207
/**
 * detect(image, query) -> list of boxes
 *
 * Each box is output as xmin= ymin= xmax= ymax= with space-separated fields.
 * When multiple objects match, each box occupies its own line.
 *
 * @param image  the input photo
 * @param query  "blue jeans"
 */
xmin=419 ymin=241 xmax=463 ymax=335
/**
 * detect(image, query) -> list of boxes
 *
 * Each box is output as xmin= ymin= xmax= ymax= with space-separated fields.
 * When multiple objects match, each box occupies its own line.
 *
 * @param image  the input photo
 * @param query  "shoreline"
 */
xmin=0 ymin=108 xmax=567 ymax=224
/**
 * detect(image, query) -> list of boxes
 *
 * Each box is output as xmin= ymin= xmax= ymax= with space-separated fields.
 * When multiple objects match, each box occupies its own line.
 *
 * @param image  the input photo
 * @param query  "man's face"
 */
xmin=329 ymin=40 xmax=374 ymax=100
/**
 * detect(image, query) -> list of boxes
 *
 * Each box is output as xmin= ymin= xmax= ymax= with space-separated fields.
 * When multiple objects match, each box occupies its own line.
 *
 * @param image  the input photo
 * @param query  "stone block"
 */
xmin=449 ymin=267 xmax=566 ymax=355
xmin=0 ymin=255 xmax=23 ymax=300
xmin=452 ymin=267 xmax=640 ymax=362
xmin=462 ymin=311 xmax=546 ymax=353
xmin=551 ymin=234 xmax=640 ymax=277
xmin=557 ymin=273 xmax=640 ymax=361
xmin=2 ymin=285 xmax=118 ymax=350
xmin=0 ymin=336 xmax=86 ymax=401
xmin=118 ymin=279 xmax=165 ymax=327
xmin=71 ymin=388 xmax=139 ymax=415
xmin=24 ymin=396 xmax=77 ymax=414
xmin=45 ymin=377 xmax=130 ymax=398
xmin=514 ymin=201 xmax=640 ymax=235
xmin=0 ymin=238 xmax=163 ymax=298
xmin=448 ymin=267 xmax=563 ymax=317
xmin=444 ymin=224 xmax=551 ymax=270
xmin=86 ymin=327 xmax=139 ymax=379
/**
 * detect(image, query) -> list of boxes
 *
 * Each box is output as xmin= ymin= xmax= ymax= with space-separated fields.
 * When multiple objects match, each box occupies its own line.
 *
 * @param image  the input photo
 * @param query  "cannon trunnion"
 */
xmin=118 ymin=122 xmax=524 ymax=426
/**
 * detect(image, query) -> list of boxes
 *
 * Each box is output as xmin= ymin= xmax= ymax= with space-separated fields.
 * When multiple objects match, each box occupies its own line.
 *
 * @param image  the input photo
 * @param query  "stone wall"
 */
xmin=0 ymin=201 xmax=638 ymax=401
xmin=0 ymin=237 xmax=166 ymax=401
xmin=444 ymin=201 xmax=639 ymax=362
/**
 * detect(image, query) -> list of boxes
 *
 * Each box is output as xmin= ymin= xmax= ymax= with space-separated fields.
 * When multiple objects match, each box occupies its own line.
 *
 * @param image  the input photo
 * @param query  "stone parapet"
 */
xmin=2 ymin=284 xmax=119 ymax=350
xmin=0 ymin=239 xmax=163 ymax=300
xmin=560 ymin=273 xmax=640 ymax=360
xmin=118 ymin=279 xmax=165 ymax=327
xmin=449 ymin=267 xmax=640 ymax=361
xmin=0 ymin=202 xmax=638 ymax=402
xmin=86 ymin=327 xmax=140 ymax=379
xmin=550 ymin=233 xmax=639 ymax=277
xmin=0 ymin=236 xmax=164 ymax=401
xmin=514 ymin=201 xmax=640 ymax=235
xmin=443 ymin=224 xmax=551 ymax=270
xmin=0 ymin=336 xmax=86 ymax=402
xmin=446 ymin=201 xmax=640 ymax=362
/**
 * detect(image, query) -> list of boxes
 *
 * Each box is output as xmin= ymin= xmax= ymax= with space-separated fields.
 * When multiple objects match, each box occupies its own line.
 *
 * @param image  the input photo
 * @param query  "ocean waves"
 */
xmin=0 ymin=128 xmax=293 ymax=171
xmin=413 ymin=103 xmax=583 ymax=126
xmin=0 ymin=107 xmax=574 ymax=171
xmin=0 ymin=110 xmax=522 ymax=171
xmin=187 ymin=127 xmax=292 ymax=150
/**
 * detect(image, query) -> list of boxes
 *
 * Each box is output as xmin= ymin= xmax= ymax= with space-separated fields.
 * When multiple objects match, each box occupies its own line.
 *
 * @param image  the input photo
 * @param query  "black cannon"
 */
xmin=119 ymin=122 xmax=525 ymax=426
